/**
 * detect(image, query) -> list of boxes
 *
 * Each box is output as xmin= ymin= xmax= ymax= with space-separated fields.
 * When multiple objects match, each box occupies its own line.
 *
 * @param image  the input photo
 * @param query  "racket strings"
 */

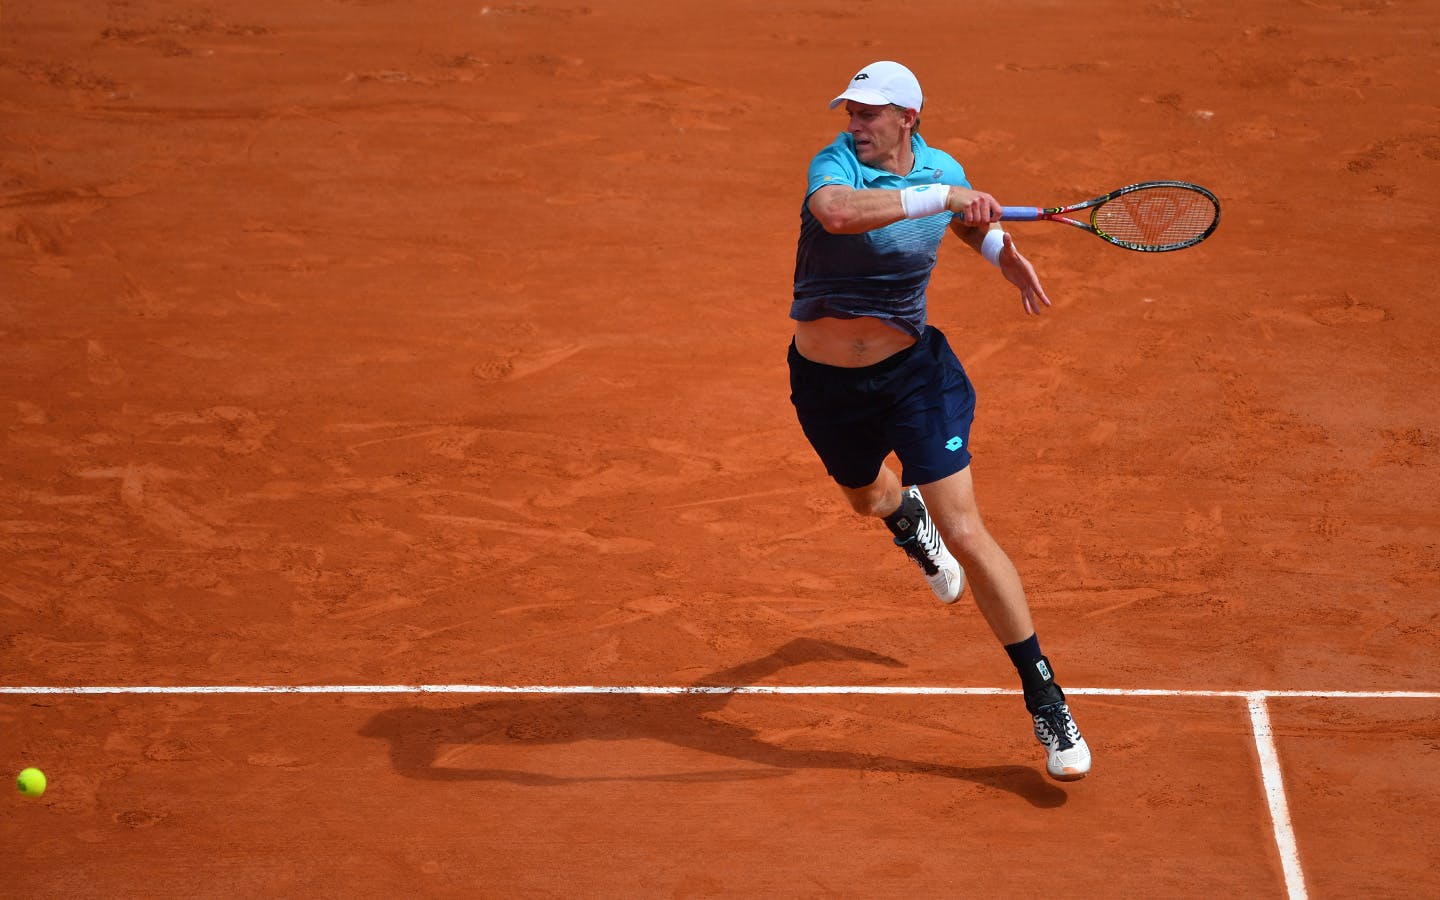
xmin=1092 ymin=186 xmax=1217 ymax=248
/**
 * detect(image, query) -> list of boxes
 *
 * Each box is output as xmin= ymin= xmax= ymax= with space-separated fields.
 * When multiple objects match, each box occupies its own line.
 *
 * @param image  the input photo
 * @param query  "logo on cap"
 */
xmin=853 ymin=73 xmax=869 ymax=81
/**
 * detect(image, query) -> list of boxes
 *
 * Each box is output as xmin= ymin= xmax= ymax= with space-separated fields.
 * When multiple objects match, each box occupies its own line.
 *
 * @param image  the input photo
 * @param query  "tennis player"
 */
xmin=788 ymin=60 xmax=1090 ymax=780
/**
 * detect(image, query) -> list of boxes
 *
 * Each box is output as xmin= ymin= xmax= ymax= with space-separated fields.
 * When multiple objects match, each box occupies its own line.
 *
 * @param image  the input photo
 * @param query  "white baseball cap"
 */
xmin=828 ymin=60 xmax=923 ymax=112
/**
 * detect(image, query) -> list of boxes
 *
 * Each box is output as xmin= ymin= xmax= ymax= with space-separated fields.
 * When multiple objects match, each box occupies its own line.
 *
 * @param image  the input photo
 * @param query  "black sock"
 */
xmin=1005 ymin=633 xmax=1065 ymax=712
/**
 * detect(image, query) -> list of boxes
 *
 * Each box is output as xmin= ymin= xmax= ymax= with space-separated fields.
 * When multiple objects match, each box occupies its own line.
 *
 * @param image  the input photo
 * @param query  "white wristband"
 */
xmin=899 ymin=184 xmax=950 ymax=219
xmin=981 ymin=227 xmax=1006 ymax=267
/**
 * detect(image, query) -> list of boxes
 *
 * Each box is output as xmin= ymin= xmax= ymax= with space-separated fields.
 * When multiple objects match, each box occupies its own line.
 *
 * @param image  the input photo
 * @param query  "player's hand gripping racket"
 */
xmin=1001 ymin=181 xmax=1219 ymax=252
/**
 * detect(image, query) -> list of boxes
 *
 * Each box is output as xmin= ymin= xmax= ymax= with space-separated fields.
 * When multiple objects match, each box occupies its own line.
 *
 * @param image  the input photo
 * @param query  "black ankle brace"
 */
xmin=1022 ymin=657 xmax=1066 ymax=713
xmin=883 ymin=490 xmax=927 ymax=539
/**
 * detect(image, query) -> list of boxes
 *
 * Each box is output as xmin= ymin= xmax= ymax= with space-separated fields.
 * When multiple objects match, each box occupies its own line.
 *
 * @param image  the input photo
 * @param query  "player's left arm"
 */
xmin=952 ymin=220 xmax=1053 ymax=317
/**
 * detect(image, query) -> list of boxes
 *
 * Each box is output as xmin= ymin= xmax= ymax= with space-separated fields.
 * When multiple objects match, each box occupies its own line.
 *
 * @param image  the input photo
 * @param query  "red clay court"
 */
xmin=3 ymin=1 xmax=1438 ymax=896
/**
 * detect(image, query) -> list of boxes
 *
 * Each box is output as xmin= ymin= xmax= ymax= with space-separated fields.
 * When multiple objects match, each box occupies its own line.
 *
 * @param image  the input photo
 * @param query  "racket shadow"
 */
xmin=359 ymin=639 xmax=1067 ymax=808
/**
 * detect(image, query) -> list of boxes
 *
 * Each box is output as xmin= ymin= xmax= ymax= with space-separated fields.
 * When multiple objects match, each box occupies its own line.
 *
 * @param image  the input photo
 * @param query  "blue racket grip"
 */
xmin=1000 ymin=206 xmax=1043 ymax=221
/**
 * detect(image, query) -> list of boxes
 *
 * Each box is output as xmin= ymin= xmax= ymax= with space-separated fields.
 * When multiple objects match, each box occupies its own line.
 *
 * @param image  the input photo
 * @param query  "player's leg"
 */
xmin=836 ymin=465 xmax=902 ymax=518
xmin=839 ymin=467 xmax=964 ymax=603
xmin=918 ymin=465 xmax=1091 ymax=780
xmin=886 ymin=326 xmax=1089 ymax=781
xmin=909 ymin=466 xmax=1029 ymax=640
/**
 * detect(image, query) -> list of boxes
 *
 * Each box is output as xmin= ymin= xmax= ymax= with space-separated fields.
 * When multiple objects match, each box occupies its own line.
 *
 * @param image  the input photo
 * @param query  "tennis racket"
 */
xmin=1001 ymin=181 xmax=1219 ymax=252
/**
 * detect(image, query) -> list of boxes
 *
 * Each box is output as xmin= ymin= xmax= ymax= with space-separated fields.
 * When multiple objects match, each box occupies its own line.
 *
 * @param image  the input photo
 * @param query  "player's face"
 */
xmin=845 ymin=101 xmax=912 ymax=172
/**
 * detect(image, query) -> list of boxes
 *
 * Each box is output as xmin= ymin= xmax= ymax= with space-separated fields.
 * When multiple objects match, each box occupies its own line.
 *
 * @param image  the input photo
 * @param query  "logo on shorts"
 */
xmin=945 ymin=436 xmax=964 ymax=452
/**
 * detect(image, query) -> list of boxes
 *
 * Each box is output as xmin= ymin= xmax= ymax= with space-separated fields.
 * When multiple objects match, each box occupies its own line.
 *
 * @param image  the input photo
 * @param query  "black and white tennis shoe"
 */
xmin=891 ymin=486 xmax=964 ymax=603
xmin=1031 ymin=700 xmax=1091 ymax=781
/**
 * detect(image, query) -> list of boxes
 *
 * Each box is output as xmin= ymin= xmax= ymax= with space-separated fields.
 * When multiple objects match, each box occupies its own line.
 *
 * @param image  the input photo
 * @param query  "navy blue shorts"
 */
xmin=788 ymin=326 xmax=976 ymax=489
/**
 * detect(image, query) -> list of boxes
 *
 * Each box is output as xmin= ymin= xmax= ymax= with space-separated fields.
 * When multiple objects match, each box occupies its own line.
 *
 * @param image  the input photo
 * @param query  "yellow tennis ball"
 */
xmin=17 ymin=767 xmax=46 ymax=798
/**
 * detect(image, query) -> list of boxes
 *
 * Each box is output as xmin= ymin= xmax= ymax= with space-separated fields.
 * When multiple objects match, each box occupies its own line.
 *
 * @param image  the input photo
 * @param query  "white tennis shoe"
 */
xmin=1032 ymin=700 xmax=1092 ymax=781
xmin=892 ymin=486 xmax=964 ymax=604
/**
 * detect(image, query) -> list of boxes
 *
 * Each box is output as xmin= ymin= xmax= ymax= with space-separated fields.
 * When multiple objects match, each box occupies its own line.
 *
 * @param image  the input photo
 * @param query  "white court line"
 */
xmin=3 ymin=685 xmax=1437 ymax=697
xmin=1247 ymin=693 xmax=1307 ymax=900
xmin=6 ymin=682 xmax=1436 ymax=900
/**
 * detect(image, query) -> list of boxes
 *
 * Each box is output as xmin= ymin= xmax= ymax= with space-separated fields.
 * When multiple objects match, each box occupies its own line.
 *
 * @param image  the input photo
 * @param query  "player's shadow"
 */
xmin=359 ymin=638 xmax=1067 ymax=808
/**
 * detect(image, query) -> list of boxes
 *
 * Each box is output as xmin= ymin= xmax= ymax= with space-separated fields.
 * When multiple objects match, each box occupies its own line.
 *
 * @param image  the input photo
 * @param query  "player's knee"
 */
xmin=941 ymin=522 xmax=991 ymax=566
xmin=843 ymin=486 xmax=892 ymax=518
xmin=847 ymin=493 xmax=885 ymax=517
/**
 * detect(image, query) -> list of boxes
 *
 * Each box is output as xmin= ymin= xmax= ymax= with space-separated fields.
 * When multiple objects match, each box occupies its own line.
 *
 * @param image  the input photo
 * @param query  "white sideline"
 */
xmin=6 ymin=685 xmax=1437 ymax=697
xmin=1247 ymin=694 xmax=1307 ymax=900
xmin=6 ymin=683 xmax=1437 ymax=900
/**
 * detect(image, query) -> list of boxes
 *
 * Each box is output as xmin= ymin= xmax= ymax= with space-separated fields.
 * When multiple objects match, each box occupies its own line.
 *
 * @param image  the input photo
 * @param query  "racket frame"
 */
xmin=1001 ymin=180 xmax=1220 ymax=252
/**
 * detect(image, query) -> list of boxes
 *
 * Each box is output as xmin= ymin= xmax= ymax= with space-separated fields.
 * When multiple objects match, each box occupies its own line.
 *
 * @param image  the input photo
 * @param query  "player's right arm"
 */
xmin=808 ymin=184 xmax=1003 ymax=235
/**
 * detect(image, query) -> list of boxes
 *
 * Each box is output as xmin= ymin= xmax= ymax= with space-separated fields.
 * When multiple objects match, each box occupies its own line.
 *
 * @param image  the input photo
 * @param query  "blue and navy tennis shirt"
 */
xmin=791 ymin=132 xmax=971 ymax=337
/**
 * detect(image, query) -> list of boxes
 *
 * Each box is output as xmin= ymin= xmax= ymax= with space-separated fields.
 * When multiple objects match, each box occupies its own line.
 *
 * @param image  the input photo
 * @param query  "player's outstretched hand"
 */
xmin=998 ymin=233 xmax=1052 ymax=316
